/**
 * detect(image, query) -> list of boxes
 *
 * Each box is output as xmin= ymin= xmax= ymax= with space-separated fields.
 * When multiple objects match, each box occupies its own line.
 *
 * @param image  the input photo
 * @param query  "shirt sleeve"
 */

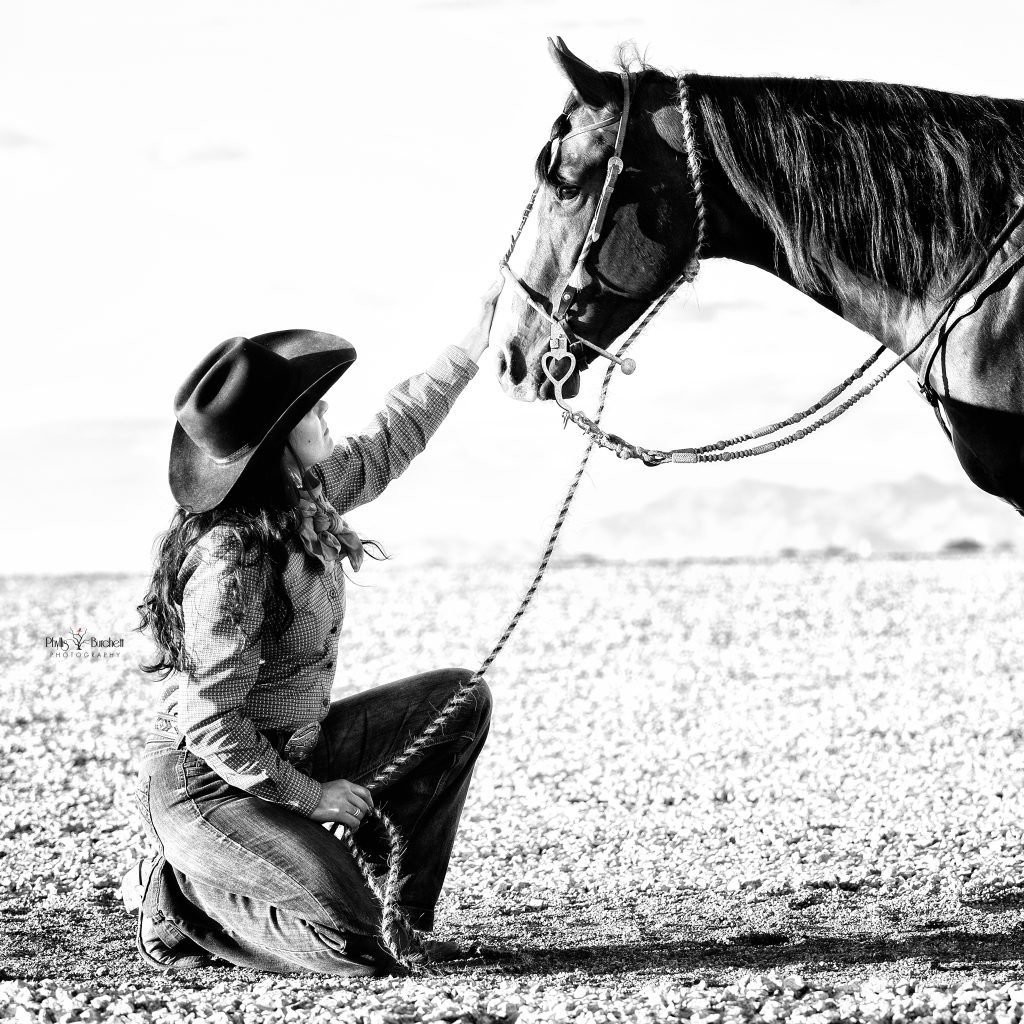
xmin=178 ymin=528 xmax=323 ymax=817
xmin=316 ymin=344 xmax=478 ymax=513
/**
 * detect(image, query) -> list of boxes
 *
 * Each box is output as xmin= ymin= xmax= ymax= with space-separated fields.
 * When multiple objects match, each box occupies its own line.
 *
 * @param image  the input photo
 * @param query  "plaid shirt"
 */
xmin=156 ymin=345 xmax=478 ymax=817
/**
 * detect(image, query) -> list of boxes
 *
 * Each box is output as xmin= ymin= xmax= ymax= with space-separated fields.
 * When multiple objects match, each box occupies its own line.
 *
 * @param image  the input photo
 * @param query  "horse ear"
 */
xmin=547 ymin=36 xmax=616 ymax=109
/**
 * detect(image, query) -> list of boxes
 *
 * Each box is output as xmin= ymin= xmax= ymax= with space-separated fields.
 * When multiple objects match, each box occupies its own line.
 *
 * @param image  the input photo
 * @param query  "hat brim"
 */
xmin=169 ymin=331 xmax=356 ymax=513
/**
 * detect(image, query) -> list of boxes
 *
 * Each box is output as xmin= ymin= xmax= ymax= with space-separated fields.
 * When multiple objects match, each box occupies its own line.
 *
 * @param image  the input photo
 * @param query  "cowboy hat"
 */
xmin=169 ymin=330 xmax=356 ymax=513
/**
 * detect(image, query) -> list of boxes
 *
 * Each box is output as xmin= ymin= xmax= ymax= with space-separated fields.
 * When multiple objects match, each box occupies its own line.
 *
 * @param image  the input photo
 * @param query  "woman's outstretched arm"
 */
xmin=315 ymin=280 xmax=500 ymax=513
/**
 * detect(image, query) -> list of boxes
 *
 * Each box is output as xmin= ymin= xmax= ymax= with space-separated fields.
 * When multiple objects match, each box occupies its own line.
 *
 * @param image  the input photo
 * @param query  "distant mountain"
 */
xmin=4 ymin=411 xmax=1019 ymax=574
xmin=559 ymin=474 xmax=1022 ymax=560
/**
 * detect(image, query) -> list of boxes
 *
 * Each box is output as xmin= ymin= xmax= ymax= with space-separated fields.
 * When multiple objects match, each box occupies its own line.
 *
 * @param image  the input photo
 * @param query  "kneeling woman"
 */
xmin=128 ymin=284 xmax=500 ymax=975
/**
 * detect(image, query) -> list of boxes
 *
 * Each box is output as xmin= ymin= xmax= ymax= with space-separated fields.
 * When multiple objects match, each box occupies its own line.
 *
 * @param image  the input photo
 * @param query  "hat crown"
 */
xmin=174 ymin=338 xmax=296 ymax=464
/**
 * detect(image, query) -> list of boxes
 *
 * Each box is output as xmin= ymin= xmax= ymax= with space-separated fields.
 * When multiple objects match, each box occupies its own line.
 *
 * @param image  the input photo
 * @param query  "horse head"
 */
xmin=493 ymin=39 xmax=701 ymax=403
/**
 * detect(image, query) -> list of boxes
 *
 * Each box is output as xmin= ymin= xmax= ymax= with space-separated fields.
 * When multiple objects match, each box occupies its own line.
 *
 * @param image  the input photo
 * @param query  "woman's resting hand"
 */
xmin=309 ymin=778 xmax=374 ymax=828
xmin=458 ymin=278 xmax=503 ymax=363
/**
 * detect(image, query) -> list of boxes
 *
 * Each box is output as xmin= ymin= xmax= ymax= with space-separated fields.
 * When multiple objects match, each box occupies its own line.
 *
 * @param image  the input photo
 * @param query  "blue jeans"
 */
xmin=134 ymin=668 xmax=491 ymax=975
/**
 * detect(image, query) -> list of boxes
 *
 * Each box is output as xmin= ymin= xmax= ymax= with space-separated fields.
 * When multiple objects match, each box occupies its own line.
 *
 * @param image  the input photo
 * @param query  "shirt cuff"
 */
xmin=434 ymin=344 xmax=480 ymax=382
xmin=284 ymin=771 xmax=323 ymax=818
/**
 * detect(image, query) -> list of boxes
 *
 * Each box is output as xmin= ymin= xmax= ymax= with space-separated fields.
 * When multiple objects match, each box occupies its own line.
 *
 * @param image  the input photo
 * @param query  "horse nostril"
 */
xmin=507 ymin=344 xmax=528 ymax=386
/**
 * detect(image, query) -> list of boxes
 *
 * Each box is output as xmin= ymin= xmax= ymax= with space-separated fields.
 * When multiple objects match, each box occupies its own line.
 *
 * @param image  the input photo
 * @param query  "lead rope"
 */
xmin=330 ymin=340 xmax=633 ymax=969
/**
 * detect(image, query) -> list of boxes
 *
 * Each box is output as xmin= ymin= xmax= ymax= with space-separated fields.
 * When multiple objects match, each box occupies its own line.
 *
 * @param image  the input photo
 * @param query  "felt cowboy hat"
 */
xmin=170 ymin=330 xmax=357 ymax=513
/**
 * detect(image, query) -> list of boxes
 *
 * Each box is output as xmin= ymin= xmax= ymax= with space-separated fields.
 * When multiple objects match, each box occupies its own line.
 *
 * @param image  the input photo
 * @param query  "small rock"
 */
xmin=790 ymin=892 xmax=826 ymax=910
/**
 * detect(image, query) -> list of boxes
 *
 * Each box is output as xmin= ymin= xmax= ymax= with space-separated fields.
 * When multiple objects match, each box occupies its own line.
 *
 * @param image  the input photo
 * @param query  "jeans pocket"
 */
xmin=180 ymin=749 xmax=209 ymax=776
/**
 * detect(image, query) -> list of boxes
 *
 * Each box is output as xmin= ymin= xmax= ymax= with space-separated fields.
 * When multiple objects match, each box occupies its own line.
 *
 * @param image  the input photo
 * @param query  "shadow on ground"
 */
xmin=4 ymin=888 xmax=1024 ymax=993
xmin=493 ymin=928 xmax=1024 ymax=978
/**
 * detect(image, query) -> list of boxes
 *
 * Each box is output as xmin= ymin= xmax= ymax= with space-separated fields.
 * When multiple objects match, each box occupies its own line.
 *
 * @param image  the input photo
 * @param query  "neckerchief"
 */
xmin=293 ymin=467 xmax=364 ymax=571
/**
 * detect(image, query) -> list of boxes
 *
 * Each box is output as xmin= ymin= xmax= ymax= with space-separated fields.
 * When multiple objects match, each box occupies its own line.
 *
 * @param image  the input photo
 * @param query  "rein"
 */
xmin=560 ymin=196 xmax=1024 ymax=466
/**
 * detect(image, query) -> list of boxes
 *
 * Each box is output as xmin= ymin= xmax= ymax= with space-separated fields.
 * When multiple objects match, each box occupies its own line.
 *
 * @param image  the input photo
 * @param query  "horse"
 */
xmin=491 ymin=38 xmax=1024 ymax=512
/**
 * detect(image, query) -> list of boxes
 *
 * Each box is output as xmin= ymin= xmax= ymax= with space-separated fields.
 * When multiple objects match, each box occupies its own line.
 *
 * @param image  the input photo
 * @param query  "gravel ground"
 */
xmin=2 ymin=554 xmax=1024 ymax=1021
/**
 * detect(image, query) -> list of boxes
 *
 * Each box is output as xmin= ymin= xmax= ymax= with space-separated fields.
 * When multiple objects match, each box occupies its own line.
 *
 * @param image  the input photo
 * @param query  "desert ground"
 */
xmin=2 ymin=555 xmax=1024 ymax=1022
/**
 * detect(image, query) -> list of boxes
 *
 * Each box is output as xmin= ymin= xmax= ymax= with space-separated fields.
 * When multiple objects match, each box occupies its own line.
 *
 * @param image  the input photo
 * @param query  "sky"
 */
xmin=2 ymin=0 xmax=1023 ymax=573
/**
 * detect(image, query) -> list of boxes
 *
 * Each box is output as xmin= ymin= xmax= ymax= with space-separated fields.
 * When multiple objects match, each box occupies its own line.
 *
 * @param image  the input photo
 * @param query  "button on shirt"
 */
xmin=156 ymin=346 xmax=478 ymax=817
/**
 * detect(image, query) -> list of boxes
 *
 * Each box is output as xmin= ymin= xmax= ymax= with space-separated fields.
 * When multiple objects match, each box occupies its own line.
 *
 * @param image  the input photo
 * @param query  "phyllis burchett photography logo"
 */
xmin=45 ymin=626 xmax=125 ymax=659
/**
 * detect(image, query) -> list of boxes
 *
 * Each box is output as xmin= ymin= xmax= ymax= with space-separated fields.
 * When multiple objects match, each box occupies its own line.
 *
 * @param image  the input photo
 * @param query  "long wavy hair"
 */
xmin=137 ymin=444 xmax=384 ymax=678
xmin=691 ymin=75 xmax=1024 ymax=299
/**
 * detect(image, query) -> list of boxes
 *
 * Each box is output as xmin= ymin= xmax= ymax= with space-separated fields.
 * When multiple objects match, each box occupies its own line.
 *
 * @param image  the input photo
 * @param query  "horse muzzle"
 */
xmin=495 ymin=342 xmax=582 ymax=403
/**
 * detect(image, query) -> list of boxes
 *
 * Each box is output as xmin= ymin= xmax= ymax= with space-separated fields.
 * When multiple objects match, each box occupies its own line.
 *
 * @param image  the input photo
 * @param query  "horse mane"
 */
xmin=690 ymin=74 xmax=1024 ymax=299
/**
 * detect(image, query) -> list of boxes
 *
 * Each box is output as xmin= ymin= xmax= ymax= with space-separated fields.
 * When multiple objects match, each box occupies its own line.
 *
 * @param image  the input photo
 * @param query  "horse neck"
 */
xmin=701 ymin=160 xmax=937 ymax=363
xmin=676 ymin=75 xmax=958 ymax=369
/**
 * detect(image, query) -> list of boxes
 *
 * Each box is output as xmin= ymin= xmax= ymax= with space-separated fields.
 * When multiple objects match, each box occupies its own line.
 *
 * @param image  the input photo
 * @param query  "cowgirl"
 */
xmin=126 ymin=283 xmax=501 ymax=975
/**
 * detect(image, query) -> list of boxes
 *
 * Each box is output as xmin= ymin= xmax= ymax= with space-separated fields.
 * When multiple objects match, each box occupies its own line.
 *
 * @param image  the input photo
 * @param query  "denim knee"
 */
xmin=445 ymin=669 xmax=490 ymax=731
xmin=468 ymin=677 xmax=492 ymax=731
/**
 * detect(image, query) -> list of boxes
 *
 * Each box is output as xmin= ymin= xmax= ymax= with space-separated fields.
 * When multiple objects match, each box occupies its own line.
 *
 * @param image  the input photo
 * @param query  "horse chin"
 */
xmin=496 ymin=359 xmax=581 ymax=403
xmin=537 ymin=367 xmax=581 ymax=402
xmin=499 ymin=377 xmax=541 ymax=403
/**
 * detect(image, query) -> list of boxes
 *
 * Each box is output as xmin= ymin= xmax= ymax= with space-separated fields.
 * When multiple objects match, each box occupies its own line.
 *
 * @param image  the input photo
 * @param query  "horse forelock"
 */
xmin=692 ymin=74 xmax=1024 ymax=299
xmin=534 ymin=109 xmax=576 ymax=187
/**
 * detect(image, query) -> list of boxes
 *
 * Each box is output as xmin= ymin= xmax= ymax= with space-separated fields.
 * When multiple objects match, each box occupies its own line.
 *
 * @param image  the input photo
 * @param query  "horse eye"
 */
xmin=554 ymin=183 xmax=580 ymax=202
